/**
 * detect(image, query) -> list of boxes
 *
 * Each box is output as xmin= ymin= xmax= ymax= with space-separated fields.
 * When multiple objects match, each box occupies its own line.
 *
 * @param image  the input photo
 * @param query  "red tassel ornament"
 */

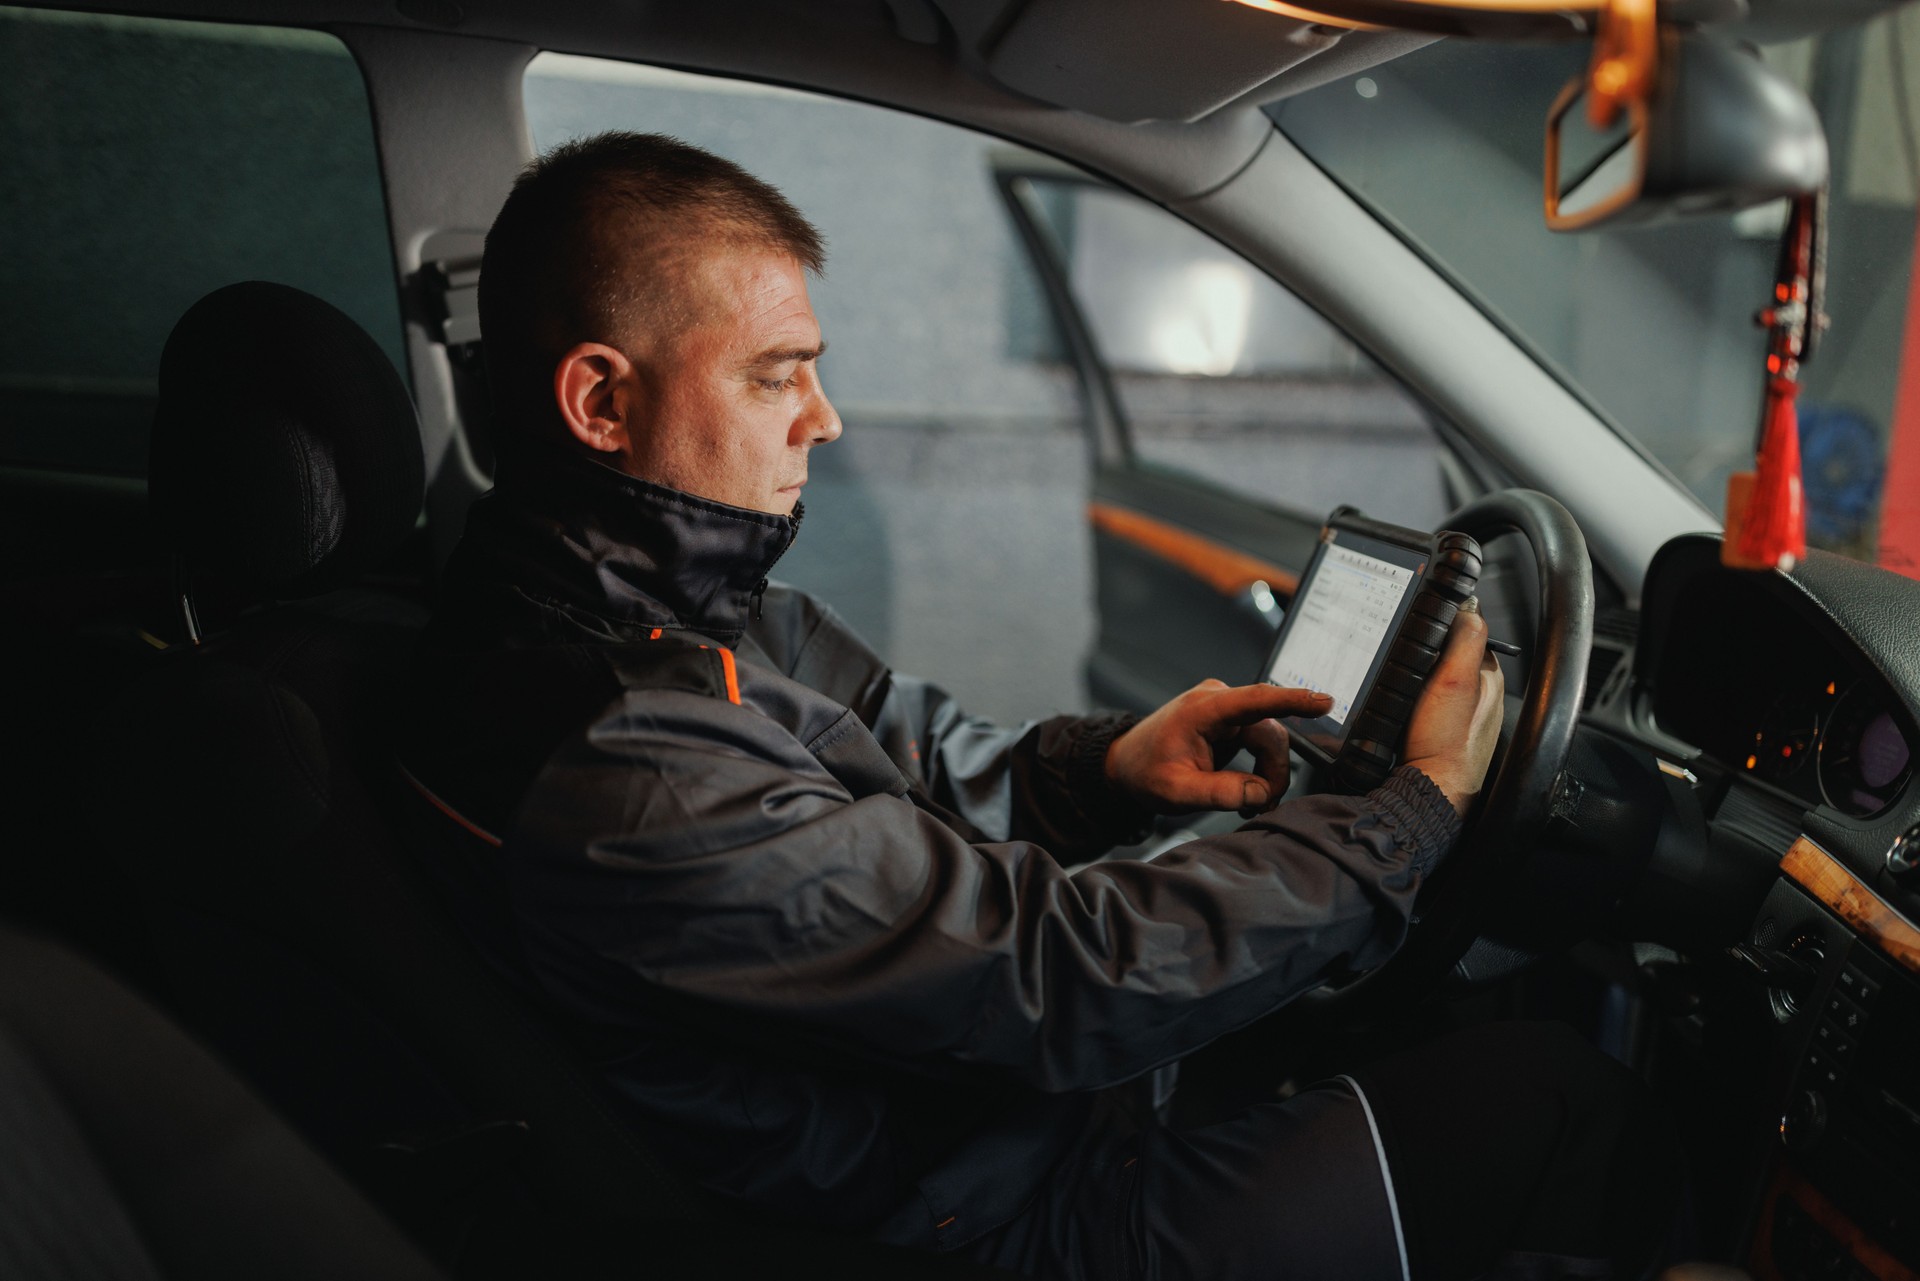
xmin=1723 ymin=376 xmax=1807 ymax=571
xmin=1724 ymin=192 xmax=1824 ymax=574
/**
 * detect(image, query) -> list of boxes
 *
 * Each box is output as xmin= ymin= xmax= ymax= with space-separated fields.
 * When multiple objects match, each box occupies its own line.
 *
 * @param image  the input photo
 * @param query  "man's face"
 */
xmin=618 ymin=246 xmax=840 ymax=516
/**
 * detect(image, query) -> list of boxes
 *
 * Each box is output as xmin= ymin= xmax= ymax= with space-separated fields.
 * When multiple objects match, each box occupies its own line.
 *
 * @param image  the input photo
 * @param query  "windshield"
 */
xmin=1269 ymin=18 xmax=1920 ymax=577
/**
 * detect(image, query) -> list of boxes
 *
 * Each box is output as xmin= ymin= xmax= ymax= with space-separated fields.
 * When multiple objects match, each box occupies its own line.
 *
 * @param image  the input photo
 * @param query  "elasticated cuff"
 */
xmin=1368 ymin=766 xmax=1465 ymax=877
xmin=1066 ymin=711 xmax=1155 ymax=843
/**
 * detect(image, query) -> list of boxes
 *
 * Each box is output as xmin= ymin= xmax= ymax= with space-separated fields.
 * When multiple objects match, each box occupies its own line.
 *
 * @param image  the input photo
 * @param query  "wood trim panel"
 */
xmin=1749 ymin=1159 xmax=1919 ymax=1281
xmin=1087 ymin=502 xmax=1301 ymax=599
xmin=1782 ymin=835 xmax=1920 ymax=976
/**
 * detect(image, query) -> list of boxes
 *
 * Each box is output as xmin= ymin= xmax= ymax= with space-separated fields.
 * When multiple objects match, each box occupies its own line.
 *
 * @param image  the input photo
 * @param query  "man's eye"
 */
xmin=758 ymin=370 xmax=802 ymax=392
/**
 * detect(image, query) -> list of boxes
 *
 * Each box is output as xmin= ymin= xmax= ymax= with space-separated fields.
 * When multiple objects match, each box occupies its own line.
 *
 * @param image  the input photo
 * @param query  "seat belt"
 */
xmin=424 ymin=256 xmax=497 ymax=477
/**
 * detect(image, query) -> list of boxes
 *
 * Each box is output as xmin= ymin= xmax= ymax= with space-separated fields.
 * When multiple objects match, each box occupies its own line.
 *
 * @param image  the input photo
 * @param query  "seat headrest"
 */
xmin=149 ymin=281 xmax=425 ymax=598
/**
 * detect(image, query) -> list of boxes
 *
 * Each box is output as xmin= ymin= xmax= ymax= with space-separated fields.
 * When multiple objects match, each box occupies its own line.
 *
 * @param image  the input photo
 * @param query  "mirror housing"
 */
xmin=1546 ymin=34 xmax=1828 ymax=231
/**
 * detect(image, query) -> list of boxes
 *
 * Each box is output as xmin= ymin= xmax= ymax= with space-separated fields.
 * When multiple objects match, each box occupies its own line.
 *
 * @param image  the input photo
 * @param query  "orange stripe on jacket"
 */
xmin=697 ymin=644 xmax=744 ymax=705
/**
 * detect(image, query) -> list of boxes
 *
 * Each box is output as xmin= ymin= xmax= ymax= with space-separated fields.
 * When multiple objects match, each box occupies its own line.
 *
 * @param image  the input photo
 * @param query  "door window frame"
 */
xmin=991 ymin=162 xmax=1510 ymax=516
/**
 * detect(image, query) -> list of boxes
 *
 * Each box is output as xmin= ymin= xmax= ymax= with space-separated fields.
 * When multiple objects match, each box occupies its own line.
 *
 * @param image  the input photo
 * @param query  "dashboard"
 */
xmin=1644 ymin=565 xmax=1915 ymax=820
xmin=1619 ymin=535 xmax=1920 ymax=1280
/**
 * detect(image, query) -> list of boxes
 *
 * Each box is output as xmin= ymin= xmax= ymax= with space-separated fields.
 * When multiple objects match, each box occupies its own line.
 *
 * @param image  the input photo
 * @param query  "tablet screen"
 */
xmin=1265 ymin=530 xmax=1428 ymax=760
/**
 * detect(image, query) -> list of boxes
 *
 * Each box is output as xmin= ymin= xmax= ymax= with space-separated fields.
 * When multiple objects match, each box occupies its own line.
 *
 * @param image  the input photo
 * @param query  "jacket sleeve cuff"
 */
xmin=1367 ymin=765 xmax=1464 ymax=877
xmin=1065 ymin=712 xmax=1155 ymax=845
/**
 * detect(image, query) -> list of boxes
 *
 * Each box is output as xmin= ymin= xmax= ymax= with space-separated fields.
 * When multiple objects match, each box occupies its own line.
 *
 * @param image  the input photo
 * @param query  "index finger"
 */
xmin=1200 ymin=683 xmax=1335 ymax=727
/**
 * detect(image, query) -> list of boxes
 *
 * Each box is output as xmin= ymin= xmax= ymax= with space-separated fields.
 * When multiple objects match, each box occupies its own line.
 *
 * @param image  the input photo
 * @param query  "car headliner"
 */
xmin=30 ymin=0 xmax=1898 ymax=166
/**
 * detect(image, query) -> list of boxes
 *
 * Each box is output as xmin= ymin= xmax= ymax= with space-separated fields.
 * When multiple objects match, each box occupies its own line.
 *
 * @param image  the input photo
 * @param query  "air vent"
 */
xmin=1582 ymin=605 xmax=1640 ymax=711
xmin=1584 ymin=645 xmax=1625 ymax=710
xmin=1594 ymin=605 xmax=1639 ymax=647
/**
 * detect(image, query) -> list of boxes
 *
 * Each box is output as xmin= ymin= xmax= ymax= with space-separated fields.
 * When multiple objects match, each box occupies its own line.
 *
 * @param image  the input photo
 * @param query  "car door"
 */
xmin=996 ymin=169 xmax=1494 ymax=712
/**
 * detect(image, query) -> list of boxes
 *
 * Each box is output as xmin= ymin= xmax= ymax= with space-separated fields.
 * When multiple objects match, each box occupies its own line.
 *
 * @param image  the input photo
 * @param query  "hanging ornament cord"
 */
xmin=1724 ymin=189 xmax=1827 ymax=572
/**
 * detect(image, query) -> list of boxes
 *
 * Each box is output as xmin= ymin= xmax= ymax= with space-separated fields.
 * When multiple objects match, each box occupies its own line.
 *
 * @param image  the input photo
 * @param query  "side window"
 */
xmin=523 ymin=58 xmax=1091 ymax=723
xmin=520 ymin=59 xmax=1467 ymax=720
xmin=1012 ymin=177 xmax=1452 ymax=529
xmin=0 ymin=7 xmax=402 ymax=477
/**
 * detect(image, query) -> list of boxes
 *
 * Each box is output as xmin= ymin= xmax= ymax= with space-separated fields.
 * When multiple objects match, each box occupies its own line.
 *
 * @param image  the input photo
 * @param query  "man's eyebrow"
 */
xmin=746 ymin=340 xmax=828 ymax=367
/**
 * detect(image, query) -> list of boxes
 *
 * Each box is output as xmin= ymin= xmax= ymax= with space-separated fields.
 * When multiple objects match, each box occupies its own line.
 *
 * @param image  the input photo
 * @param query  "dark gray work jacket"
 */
xmin=400 ymin=454 xmax=1462 ymax=1250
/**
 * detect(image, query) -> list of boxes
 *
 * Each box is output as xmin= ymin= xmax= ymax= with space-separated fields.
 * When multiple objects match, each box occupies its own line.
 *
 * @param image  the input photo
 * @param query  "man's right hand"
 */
xmin=1401 ymin=599 xmax=1505 ymax=816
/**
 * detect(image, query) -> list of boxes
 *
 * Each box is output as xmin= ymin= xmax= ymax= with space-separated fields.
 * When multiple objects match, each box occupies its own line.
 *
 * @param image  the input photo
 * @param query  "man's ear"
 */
xmin=553 ymin=342 xmax=637 ymax=458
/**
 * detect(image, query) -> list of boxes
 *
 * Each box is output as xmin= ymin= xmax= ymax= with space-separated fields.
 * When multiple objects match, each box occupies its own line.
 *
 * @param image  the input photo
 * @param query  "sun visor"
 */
xmin=956 ymin=0 xmax=1346 ymax=123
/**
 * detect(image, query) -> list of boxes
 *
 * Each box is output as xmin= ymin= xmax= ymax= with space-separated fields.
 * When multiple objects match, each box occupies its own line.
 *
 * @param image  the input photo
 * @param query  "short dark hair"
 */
xmin=478 ymin=131 xmax=826 ymax=464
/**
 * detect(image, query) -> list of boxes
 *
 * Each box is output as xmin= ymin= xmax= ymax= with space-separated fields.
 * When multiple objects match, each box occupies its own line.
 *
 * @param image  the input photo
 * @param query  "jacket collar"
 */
xmin=461 ymin=452 xmax=800 ymax=646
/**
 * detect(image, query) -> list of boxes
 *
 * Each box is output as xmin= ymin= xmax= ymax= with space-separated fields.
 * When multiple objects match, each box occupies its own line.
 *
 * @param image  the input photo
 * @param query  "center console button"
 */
xmin=1804 ymin=1049 xmax=1844 ymax=1091
xmin=1813 ymin=1022 xmax=1858 ymax=1062
xmin=1837 ymin=966 xmax=1881 ymax=1009
xmin=1826 ymin=993 xmax=1869 ymax=1035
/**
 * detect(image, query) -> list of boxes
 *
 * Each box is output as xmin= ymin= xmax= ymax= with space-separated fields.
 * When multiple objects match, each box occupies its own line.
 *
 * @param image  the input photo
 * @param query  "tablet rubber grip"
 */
xmin=1327 ymin=531 xmax=1483 ymax=795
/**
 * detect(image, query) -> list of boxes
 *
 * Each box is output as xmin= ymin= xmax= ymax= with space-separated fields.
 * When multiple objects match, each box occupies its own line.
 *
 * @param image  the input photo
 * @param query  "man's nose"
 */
xmin=799 ymin=376 xmax=842 ymax=446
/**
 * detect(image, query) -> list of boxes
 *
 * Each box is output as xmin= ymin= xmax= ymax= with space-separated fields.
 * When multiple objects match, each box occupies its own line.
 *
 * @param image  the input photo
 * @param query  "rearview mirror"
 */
xmin=1545 ymin=34 xmax=1828 ymax=231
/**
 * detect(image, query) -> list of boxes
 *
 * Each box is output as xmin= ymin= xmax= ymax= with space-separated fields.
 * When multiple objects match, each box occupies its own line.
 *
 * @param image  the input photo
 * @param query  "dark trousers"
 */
xmin=959 ymin=1021 xmax=1681 ymax=1281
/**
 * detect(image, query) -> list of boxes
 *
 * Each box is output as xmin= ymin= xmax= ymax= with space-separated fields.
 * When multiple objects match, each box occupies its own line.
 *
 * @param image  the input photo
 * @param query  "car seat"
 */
xmin=92 ymin=281 xmax=1009 ymax=1280
xmin=0 ymin=925 xmax=445 ymax=1281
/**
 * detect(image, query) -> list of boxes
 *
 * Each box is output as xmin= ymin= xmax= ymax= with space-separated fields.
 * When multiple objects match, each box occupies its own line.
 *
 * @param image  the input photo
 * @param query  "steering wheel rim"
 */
xmin=1310 ymin=488 xmax=1594 ymax=1008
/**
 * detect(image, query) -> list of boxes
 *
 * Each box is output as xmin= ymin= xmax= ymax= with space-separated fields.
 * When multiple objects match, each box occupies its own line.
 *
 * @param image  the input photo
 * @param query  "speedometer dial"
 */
xmin=1751 ymin=693 xmax=1820 ymax=783
xmin=1819 ymin=683 xmax=1915 ymax=817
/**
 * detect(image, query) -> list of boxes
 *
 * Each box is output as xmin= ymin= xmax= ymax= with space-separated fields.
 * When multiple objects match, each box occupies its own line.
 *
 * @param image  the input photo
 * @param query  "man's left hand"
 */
xmin=1105 ymin=681 xmax=1334 ymax=816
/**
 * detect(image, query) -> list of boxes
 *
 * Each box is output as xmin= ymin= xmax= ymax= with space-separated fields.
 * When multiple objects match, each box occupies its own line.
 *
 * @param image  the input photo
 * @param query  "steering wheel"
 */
xmin=1309 ymin=488 xmax=1595 ymax=1009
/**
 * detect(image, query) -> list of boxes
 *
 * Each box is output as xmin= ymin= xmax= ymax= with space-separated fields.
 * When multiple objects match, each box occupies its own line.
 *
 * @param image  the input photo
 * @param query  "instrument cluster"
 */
xmin=1643 ymin=563 xmax=1916 ymax=820
xmin=1744 ymin=678 xmax=1912 ymax=817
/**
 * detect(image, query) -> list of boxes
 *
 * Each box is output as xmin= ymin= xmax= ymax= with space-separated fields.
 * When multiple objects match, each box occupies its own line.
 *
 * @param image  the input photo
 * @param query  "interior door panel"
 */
xmin=1086 ymin=463 xmax=1319 ymax=711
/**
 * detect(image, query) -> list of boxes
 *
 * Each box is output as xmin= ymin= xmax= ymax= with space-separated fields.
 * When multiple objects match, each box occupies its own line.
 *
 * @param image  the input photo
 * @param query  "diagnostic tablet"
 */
xmin=1261 ymin=508 xmax=1482 ymax=794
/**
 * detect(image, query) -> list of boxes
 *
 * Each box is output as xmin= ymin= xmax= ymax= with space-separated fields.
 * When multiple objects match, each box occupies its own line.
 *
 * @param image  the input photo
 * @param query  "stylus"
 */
xmin=1486 ymin=637 xmax=1523 ymax=657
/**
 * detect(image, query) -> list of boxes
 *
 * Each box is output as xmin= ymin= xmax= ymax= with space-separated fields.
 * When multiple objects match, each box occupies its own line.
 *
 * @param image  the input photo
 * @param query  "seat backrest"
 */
xmin=146 ymin=280 xmax=424 ymax=615
xmin=96 ymin=283 xmax=720 ymax=1257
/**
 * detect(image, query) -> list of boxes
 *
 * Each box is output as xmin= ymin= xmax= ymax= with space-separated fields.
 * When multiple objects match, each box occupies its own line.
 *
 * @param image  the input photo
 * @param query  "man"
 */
xmin=401 ymin=131 xmax=1674 ymax=1280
